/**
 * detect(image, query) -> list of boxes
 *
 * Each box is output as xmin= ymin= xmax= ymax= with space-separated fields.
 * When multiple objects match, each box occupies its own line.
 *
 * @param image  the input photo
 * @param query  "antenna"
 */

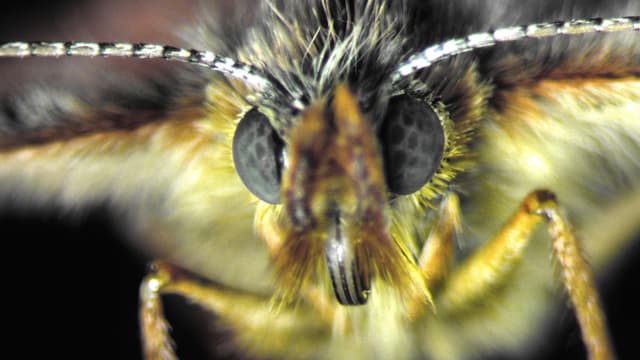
xmin=392 ymin=16 xmax=640 ymax=84
xmin=0 ymin=41 xmax=303 ymax=111
xmin=1 ymin=16 xmax=638 ymax=110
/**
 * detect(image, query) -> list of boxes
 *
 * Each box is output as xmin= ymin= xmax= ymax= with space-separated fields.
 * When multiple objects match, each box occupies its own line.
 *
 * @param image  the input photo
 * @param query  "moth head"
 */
xmin=226 ymin=12 xmax=640 ymax=304
xmin=3 ymin=11 xmax=636 ymax=305
xmin=234 ymin=78 xmax=451 ymax=304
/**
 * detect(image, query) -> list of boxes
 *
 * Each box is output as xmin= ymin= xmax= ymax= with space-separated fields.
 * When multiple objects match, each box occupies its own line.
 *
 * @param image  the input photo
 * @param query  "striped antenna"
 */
xmin=1 ymin=16 xmax=638 ymax=110
xmin=0 ymin=41 xmax=303 ymax=111
xmin=392 ymin=16 xmax=640 ymax=84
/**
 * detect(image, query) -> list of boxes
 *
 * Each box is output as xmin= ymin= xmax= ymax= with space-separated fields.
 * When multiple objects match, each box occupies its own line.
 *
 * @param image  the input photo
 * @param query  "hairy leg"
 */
xmin=436 ymin=190 xmax=613 ymax=360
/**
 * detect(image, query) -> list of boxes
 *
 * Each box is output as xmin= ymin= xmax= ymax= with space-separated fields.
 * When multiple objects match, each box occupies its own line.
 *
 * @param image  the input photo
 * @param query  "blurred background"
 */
xmin=0 ymin=1 xmax=638 ymax=359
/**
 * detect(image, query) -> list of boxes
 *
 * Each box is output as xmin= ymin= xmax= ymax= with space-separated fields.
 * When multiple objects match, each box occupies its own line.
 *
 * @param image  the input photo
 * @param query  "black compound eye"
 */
xmin=233 ymin=109 xmax=284 ymax=204
xmin=380 ymin=95 xmax=445 ymax=195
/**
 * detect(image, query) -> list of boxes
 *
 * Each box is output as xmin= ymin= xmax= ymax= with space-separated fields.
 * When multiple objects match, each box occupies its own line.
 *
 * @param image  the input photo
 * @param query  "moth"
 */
xmin=1 ymin=1 xmax=639 ymax=359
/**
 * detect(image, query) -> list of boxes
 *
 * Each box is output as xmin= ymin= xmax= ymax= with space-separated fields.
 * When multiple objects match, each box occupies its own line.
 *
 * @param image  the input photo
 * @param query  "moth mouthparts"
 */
xmin=325 ymin=214 xmax=370 ymax=305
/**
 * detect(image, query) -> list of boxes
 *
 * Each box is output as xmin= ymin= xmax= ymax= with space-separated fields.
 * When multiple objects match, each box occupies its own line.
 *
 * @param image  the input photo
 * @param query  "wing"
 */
xmin=0 ymin=0 xmax=276 ymax=288
xmin=0 ymin=1 xmax=272 ymax=359
xmin=425 ymin=1 xmax=640 ymax=359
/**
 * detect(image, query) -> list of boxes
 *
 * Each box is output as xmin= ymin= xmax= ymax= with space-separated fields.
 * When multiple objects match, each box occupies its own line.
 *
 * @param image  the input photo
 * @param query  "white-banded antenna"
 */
xmin=1 ymin=16 xmax=638 ymax=110
xmin=0 ymin=41 xmax=304 ymax=111
xmin=0 ymin=42 xmax=269 ymax=88
xmin=392 ymin=16 xmax=640 ymax=84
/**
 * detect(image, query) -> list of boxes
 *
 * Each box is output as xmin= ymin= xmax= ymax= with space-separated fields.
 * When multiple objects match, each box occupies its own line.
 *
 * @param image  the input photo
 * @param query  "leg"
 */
xmin=418 ymin=193 xmax=460 ymax=291
xmin=438 ymin=190 xmax=613 ymax=360
xmin=139 ymin=261 xmax=322 ymax=360
xmin=140 ymin=261 xmax=276 ymax=360
xmin=407 ymin=193 xmax=460 ymax=319
xmin=139 ymin=263 xmax=177 ymax=360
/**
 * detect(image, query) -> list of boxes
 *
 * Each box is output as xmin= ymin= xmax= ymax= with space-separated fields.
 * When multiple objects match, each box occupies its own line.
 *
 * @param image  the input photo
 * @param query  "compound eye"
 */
xmin=380 ymin=95 xmax=445 ymax=195
xmin=232 ymin=108 xmax=284 ymax=204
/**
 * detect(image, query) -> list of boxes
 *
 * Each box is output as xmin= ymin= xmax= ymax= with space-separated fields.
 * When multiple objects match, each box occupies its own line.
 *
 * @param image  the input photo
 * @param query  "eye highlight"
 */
xmin=232 ymin=108 xmax=285 ymax=204
xmin=380 ymin=95 xmax=445 ymax=195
